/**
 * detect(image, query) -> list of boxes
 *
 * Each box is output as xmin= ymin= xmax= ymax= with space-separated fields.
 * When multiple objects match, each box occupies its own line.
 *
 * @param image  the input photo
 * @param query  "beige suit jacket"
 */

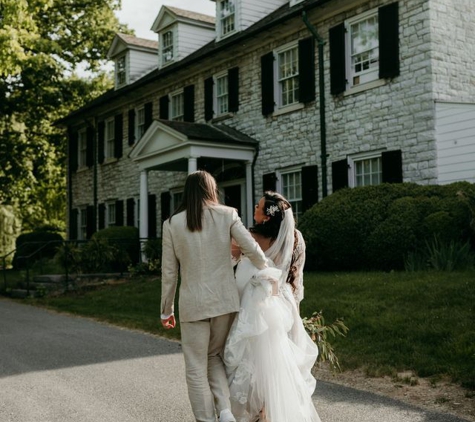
xmin=161 ymin=204 xmax=267 ymax=322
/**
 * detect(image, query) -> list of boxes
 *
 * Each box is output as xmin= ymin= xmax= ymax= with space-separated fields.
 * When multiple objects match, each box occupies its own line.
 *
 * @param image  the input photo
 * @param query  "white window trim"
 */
xmin=104 ymin=117 xmax=115 ymax=159
xmin=171 ymin=189 xmax=184 ymax=215
xmin=213 ymin=71 xmax=229 ymax=117
xmin=345 ymin=7 xmax=380 ymax=91
xmin=290 ymin=0 xmax=304 ymax=6
xmin=275 ymin=167 xmax=303 ymax=222
xmin=78 ymin=207 xmax=87 ymax=241
xmin=160 ymin=27 xmax=175 ymax=68
xmin=116 ymin=54 xmax=128 ymax=88
xmin=107 ymin=202 xmax=116 ymax=227
xmin=77 ymin=128 xmax=87 ymax=169
xmin=217 ymin=0 xmax=239 ymax=41
xmin=273 ymin=41 xmax=300 ymax=112
xmin=347 ymin=150 xmax=384 ymax=188
xmin=135 ymin=105 xmax=145 ymax=140
xmin=169 ymin=89 xmax=184 ymax=121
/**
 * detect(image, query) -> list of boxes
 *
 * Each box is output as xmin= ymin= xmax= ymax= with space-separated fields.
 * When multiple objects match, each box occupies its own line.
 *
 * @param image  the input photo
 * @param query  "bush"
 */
xmin=12 ymin=226 xmax=64 ymax=269
xmin=129 ymin=238 xmax=162 ymax=275
xmin=299 ymin=182 xmax=475 ymax=271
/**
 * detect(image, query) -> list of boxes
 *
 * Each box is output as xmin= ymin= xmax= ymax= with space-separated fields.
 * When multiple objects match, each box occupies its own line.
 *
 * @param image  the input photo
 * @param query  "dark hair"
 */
xmin=170 ymin=170 xmax=219 ymax=232
xmin=250 ymin=191 xmax=299 ymax=291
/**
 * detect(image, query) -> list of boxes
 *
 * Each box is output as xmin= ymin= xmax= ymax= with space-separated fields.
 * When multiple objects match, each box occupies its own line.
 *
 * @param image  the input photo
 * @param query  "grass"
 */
xmin=18 ymin=270 xmax=475 ymax=389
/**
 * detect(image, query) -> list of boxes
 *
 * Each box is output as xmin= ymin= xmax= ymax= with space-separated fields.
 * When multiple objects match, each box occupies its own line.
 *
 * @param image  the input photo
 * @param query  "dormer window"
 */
xmin=161 ymin=30 xmax=174 ymax=65
xmin=116 ymin=55 xmax=127 ymax=87
xmin=218 ymin=0 xmax=236 ymax=37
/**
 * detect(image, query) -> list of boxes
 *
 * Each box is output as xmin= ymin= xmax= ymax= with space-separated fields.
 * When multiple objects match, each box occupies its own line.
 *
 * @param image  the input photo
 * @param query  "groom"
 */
xmin=160 ymin=170 xmax=267 ymax=422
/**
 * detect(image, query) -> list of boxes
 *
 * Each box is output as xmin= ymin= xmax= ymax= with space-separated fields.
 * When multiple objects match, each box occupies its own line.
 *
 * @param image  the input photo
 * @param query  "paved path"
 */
xmin=0 ymin=299 xmax=470 ymax=422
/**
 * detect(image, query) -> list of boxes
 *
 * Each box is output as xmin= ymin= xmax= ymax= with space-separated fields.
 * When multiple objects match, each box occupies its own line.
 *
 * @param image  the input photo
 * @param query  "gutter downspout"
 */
xmin=302 ymin=11 xmax=328 ymax=198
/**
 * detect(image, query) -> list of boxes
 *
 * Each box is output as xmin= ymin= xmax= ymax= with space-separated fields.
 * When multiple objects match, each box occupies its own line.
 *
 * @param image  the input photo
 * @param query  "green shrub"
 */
xmin=13 ymin=227 xmax=63 ymax=269
xmin=299 ymin=182 xmax=475 ymax=271
xmin=129 ymin=238 xmax=162 ymax=275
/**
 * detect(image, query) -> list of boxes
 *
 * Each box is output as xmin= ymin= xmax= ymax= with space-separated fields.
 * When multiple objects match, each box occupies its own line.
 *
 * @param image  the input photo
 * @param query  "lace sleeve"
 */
xmin=292 ymin=230 xmax=306 ymax=304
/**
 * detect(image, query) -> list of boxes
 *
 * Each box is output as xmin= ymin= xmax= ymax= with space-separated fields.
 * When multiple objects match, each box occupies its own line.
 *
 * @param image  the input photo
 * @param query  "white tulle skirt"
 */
xmin=224 ymin=259 xmax=321 ymax=422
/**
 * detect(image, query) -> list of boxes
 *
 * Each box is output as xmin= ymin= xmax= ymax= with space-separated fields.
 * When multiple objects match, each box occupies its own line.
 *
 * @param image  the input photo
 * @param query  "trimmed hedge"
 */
xmin=299 ymin=182 xmax=475 ymax=271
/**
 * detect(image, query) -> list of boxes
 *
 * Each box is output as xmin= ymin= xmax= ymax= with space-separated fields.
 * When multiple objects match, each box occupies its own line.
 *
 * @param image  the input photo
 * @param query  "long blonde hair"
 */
xmin=170 ymin=170 xmax=219 ymax=232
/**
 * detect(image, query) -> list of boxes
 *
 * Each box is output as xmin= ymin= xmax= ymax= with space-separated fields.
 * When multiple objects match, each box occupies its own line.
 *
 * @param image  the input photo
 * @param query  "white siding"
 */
xmin=128 ymin=50 xmax=158 ymax=83
xmin=436 ymin=102 xmax=475 ymax=184
xmin=240 ymin=0 xmax=287 ymax=31
xmin=176 ymin=23 xmax=215 ymax=61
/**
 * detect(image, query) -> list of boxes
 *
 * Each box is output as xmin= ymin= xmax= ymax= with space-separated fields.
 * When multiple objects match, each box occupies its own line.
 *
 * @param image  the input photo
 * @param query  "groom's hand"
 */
xmin=161 ymin=315 xmax=176 ymax=329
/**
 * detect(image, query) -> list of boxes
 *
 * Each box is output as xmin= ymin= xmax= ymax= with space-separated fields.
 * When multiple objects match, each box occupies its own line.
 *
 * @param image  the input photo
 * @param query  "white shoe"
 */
xmin=219 ymin=408 xmax=236 ymax=422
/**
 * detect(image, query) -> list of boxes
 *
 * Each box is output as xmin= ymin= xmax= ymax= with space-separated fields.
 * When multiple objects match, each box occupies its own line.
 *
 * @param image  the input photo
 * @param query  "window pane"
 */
xmin=354 ymin=156 xmax=382 ymax=187
xmin=350 ymin=15 xmax=379 ymax=78
xmin=278 ymin=46 xmax=299 ymax=107
xmin=216 ymin=75 xmax=229 ymax=115
xmin=220 ymin=0 xmax=235 ymax=35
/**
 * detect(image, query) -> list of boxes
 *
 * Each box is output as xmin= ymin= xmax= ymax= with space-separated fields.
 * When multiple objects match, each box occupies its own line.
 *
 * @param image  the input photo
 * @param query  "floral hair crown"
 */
xmin=266 ymin=204 xmax=280 ymax=217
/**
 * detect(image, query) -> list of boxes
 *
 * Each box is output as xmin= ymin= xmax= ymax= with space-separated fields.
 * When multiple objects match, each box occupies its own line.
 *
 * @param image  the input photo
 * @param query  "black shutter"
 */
xmin=148 ymin=194 xmax=157 ymax=238
xmin=159 ymin=95 xmax=169 ymax=120
xmin=261 ymin=52 xmax=275 ymax=116
xmin=144 ymin=101 xmax=153 ymax=132
xmin=128 ymin=109 xmax=135 ymax=145
xmin=332 ymin=159 xmax=349 ymax=192
xmin=69 ymin=208 xmax=78 ymax=240
xmin=301 ymin=165 xmax=319 ymax=212
xmin=184 ymin=85 xmax=195 ymax=122
xmin=298 ymin=37 xmax=316 ymax=103
xmin=86 ymin=127 xmax=94 ymax=168
xmin=382 ymin=150 xmax=403 ymax=183
xmin=115 ymin=200 xmax=124 ymax=226
xmin=69 ymin=129 xmax=78 ymax=173
xmin=114 ymin=114 xmax=123 ymax=159
xmin=329 ymin=23 xmax=346 ymax=95
xmin=98 ymin=203 xmax=106 ymax=230
xmin=228 ymin=67 xmax=239 ymax=112
xmin=161 ymin=191 xmax=171 ymax=224
xmin=97 ymin=121 xmax=105 ymax=164
xmin=204 ymin=77 xmax=214 ymax=121
xmin=126 ymin=198 xmax=135 ymax=226
xmin=86 ymin=205 xmax=95 ymax=239
xmin=263 ymin=172 xmax=277 ymax=193
xmin=379 ymin=2 xmax=400 ymax=79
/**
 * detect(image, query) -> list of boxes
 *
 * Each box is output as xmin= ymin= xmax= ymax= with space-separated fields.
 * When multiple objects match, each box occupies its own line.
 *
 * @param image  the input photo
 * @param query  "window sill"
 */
xmin=272 ymin=103 xmax=304 ymax=117
xmin=102 ymin=157 xmax=119 ymax=166
xmin=212 ymin=113 xmax=234 ymax=123
xmin=344 ymin=79 xmax=386 ymax=96
xmin=76 ymin=166 xmax=89 ymax=173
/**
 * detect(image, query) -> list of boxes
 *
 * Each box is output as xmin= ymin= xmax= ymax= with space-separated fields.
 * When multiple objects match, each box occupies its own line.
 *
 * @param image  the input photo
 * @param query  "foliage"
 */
xmin=129 ymin=238 xmax=162 ymax=275
xmin=0 ymin=0 xmax=130 ymax=230
xmin=299 ymin=182 xmax=475 ymax=271
xmin=0 ymin=205 xmax=22 ymax=266
xmin=12 ymin=226 xmax=63 ymax=269
xmin=302 ymin=311 xmax=349 ymax=371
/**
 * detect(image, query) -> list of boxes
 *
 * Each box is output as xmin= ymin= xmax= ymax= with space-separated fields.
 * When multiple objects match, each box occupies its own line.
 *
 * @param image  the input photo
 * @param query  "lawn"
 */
xmin=24 ymin=270 xmax=475 ymax=389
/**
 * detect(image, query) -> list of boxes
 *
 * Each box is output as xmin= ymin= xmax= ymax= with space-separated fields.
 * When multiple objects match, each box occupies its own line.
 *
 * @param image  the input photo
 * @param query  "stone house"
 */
xmin=58 ymin=0 xmax=475 ymax=241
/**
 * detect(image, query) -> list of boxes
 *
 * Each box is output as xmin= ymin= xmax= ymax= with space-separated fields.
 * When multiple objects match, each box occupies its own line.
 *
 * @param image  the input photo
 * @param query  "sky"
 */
xmin=115 ymin=0 xmax=216 ymax=40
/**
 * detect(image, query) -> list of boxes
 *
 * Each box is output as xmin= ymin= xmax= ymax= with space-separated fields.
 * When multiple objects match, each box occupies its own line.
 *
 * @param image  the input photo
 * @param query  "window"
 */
xmin=105 ymin=118 xmax=115 ymax=159
xmin=170 ymin=91 xmax=184 ymax=121
xmin=215 ymin=72 xmax=229 ymax=116
xmin=171 ymin=191 xmax=183 ymax=214
xmin=218 ymin=0 xmax=236 ymax=37
xmin=329 ymin=2 xmax=399 ymax=95
xmin=136 ymin=106 xmax=145 ymax=139
xmin=161 ymin=30 xmax=174 ymax=66
xmin=107 ymin=203 xmax=116 ymax=227
xmin=349 ymin=153 xmax=382 ymax=187
xmin=279 ymin=170 xmax=303 ymax=223
xmin=346 ymin=10 xmax=379 ymax=88
xmin=78 ymin=129 xmax=87 ymax=168
xmin=276 ymin=44 xmax=299 ymax=108
xmin=135 ymin=199 xmax=140 ymax=228
xmin=116 ymin=55 xmax=127 ymax=87
xmin=79 ymin=208 xmax=87 ymax=240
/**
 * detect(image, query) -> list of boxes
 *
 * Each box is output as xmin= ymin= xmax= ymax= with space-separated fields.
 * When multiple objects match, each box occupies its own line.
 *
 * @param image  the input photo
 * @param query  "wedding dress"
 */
xmin=224 ymin=210 xmax=321 ymax=422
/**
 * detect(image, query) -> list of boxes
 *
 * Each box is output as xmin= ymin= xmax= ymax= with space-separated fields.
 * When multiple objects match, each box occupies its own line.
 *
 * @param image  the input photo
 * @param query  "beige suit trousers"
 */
xmin=181 ymin=313 xmax=235 ymax=422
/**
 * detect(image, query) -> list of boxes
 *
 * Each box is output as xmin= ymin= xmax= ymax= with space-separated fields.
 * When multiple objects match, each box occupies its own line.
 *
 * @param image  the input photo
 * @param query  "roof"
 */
xmin=157 ymin=119 xmax=258 ymax=146
xmin=57 ymin=0 xmax=333 ymax=125
xmin=116 ymin=33 xmax=158 ymax=50
xmin=166 ymin=6 xmax=215 ymax=24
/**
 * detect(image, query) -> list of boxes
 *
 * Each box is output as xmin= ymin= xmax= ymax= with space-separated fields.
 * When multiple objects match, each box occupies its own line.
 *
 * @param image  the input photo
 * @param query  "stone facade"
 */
xmin=65 ymin=0 xmax=475 ymax=239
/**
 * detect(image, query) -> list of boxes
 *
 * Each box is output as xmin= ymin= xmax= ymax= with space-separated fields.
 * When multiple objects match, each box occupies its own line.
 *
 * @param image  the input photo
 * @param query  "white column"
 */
xmin=139 ymin=170 xmax=149 ymax=261
xmin=188 ymin=157 xmax=197 ymax=174
xmin=245 ymin=161 xmax=253 ymax=227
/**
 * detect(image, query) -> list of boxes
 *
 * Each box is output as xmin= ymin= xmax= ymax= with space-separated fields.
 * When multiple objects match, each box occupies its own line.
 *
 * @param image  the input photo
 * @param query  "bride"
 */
xmin=224 ymin=192 xmax=321 ymax=422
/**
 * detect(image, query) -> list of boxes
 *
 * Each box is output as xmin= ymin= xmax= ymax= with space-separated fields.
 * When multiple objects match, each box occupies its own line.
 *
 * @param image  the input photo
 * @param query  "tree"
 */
xmin=0 ymin=0 xmax=129 ymax=230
